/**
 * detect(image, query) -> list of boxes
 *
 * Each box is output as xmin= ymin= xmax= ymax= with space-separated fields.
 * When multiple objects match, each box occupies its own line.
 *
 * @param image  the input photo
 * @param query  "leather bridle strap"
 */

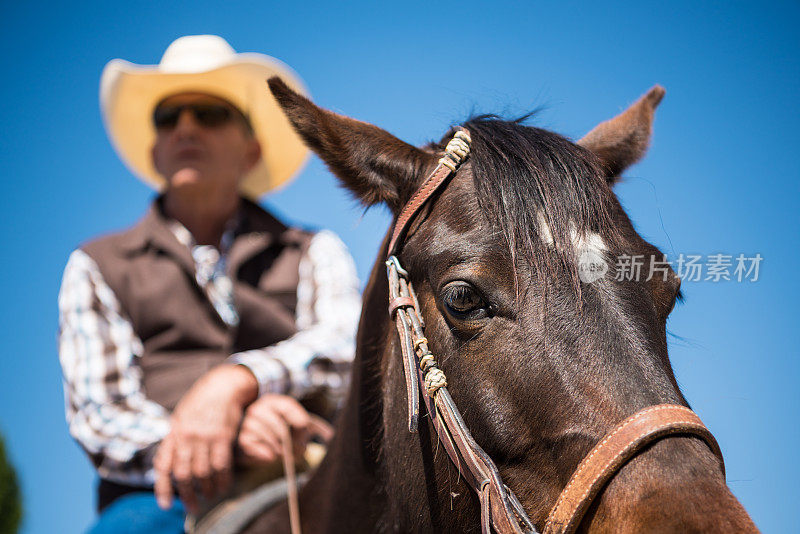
xmin=543 ymin=404 xmax=725 ymax=534
xmin=387 ymin=258 xmax=535 ymax=534
xmin=385 ymin=127 xmax=534 ymax=534
xmin=387 ymin=128 xmax=471 ymax=257
xmin=385 ymin=128 xmax=473 ymax=434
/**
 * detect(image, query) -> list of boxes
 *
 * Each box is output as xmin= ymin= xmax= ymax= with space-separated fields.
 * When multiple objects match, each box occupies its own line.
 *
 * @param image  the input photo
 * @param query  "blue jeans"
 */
xmin=88 ymin=492 xmax=186 ymax=534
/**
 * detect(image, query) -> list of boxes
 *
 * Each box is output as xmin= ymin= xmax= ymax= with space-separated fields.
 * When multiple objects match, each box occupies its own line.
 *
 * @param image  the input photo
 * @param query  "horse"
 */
xmin=240 ymin=79 xmax=757 ymax=533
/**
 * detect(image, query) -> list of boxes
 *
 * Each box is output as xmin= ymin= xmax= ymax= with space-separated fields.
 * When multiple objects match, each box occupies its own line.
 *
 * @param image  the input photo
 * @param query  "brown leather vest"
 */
xmin=82 ymin=198 xmax=313 ymax=411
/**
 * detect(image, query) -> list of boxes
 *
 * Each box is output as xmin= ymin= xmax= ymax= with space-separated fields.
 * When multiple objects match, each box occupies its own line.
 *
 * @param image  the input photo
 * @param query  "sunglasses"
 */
xmin=152 ymin=103 xmax=239 ymax=130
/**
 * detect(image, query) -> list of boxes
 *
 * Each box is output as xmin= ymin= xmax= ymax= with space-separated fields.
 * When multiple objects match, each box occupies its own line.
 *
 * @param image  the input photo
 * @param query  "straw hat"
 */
xmin=100 ymin=35 xmax=309 ymax=198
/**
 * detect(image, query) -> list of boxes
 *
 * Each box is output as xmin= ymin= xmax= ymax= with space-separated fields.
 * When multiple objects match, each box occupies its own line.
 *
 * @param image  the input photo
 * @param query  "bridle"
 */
xmin=384 ymin=129 xmax=726 ymax=534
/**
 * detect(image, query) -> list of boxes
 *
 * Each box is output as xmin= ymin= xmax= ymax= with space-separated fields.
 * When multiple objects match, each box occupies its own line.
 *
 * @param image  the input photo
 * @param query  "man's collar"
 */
xmin=116 ymin=198 xmax=194 ymax=272
xmin=226 ymin=198 xmax=309 ymax=271
xmin=116 ymin=196 xmax=304 ymax=273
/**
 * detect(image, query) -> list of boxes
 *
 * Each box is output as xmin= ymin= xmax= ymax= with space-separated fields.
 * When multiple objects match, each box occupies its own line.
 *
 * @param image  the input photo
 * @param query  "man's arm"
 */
xmin=58 ymin=249 xmax=171 ymax=486
xmin=228 ymin=230 xmax=361 ymax=401
xmin=153 ymin=230 xmax=360 ymax=512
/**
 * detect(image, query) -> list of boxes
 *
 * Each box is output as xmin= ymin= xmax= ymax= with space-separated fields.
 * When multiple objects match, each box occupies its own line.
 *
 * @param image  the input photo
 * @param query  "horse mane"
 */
xmin=434 ymin=115 xmax=619 ymax=295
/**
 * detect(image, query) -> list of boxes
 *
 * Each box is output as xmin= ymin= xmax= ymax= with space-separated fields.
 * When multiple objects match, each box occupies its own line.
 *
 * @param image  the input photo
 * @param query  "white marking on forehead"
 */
xmin=570 ymin=222 xmax=607 ymax=254
xmin=571 ymin=222 xmax=609 ymax=283
xmin=536 ymin=212 xmax=607 ymax=253
xmin=536 ymin=211 xmax=554 ymax=247
xmin=536 ymin=213 xmax=609 ymax=284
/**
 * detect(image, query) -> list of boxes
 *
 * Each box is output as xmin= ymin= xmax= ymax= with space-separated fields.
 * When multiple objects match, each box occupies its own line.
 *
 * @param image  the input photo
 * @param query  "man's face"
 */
xmin=151 ymin=93 xmax=261 ymax=195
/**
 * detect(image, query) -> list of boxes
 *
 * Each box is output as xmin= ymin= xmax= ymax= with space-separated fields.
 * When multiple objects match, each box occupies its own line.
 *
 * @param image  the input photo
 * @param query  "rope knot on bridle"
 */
xmin=424 ymin=367 xmax=447 ymax=396
xmin=439 ymin=129 xmax=472 ymax=171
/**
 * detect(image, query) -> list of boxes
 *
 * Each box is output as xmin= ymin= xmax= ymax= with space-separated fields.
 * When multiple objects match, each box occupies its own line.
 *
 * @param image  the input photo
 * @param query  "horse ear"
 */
xmin=267 ymin=77 xmax=436 ymax=211
xmin=578 ymin=85 xmax=665 ymax=184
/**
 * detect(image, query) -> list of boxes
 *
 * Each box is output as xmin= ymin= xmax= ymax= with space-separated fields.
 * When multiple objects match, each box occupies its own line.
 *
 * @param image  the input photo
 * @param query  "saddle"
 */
xmin=187 ymin=430 xmax=329 ymax=533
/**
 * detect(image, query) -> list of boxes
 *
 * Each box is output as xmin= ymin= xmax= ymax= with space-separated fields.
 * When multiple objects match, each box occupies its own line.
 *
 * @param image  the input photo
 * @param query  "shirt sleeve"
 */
xmin=229 ymin=230 xmax=361 ymax=402
xmin=58 ymin=249 xmax=170 ymax=486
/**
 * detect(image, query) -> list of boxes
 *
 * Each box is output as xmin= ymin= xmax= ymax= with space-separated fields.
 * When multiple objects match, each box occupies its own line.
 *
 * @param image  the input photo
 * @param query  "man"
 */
xmin=58 ymin=35 xmax=361 ymax=532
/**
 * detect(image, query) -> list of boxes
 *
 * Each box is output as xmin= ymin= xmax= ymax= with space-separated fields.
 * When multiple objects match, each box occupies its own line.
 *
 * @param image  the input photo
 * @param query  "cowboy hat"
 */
xmin=100 ymin=35 xmax=309 ymax=198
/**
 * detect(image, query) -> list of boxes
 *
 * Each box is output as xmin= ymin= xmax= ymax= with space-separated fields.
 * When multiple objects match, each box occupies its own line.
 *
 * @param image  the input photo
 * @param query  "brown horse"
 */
xmin=241 ymin=79 xmax=757 ymax=533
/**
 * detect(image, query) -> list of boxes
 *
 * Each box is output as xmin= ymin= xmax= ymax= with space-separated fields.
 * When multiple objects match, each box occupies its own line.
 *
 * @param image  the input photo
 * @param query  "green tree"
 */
xmin=0 ymin=434 xmax=21 ymax=534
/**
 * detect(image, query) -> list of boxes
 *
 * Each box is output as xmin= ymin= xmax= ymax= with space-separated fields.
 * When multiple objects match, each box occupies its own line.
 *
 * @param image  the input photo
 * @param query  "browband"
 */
xmin=387 ymin=128 xmax=471 ymax=258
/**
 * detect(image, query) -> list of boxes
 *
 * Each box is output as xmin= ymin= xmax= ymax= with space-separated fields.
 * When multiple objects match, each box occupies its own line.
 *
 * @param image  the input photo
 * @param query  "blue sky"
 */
xmin=1 ymin=1 xmax=798 ymax=532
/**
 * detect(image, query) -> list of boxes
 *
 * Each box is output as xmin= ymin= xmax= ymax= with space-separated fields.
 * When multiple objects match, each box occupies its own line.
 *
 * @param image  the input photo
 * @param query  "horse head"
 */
xmin=267 ymin=78 xmax=756 ymax=533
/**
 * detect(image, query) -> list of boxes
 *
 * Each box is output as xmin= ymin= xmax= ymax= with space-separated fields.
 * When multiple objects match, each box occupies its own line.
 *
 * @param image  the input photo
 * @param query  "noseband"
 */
xmin=384 ymin=129 xmax=726 ymax=534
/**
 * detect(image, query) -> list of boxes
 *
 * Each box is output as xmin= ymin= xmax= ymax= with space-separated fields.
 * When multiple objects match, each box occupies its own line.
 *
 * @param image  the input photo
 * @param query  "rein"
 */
xmin=384 ymin=129 xmax=726 ymax=533
xmin=278 ymin=416 xmax=333 ymax=534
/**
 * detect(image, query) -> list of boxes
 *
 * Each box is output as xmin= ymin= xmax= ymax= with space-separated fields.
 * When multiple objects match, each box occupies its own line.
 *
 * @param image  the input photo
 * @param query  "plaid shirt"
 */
xmin=58 ymin=228 xmax=361 ymax=486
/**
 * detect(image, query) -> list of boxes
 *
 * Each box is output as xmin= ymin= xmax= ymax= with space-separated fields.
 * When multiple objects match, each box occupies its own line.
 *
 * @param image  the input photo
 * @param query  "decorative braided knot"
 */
xmin=424 ymin=367 xmax=447 ymax=396
xmin=439 ymin=129 xmax=472 ymax=171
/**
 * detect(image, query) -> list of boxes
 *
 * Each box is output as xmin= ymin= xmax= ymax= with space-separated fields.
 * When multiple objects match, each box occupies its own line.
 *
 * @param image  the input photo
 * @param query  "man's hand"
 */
xmin=236 ymin=394 xmax=313 ymax=467
xmin=153 ymin=364 xmax=258 ymax=513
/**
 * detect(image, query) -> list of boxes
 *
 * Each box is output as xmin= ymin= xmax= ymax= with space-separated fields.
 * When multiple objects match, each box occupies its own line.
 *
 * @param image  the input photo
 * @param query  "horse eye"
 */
xmin=442 ymin=282 xmax=488 ymax=319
